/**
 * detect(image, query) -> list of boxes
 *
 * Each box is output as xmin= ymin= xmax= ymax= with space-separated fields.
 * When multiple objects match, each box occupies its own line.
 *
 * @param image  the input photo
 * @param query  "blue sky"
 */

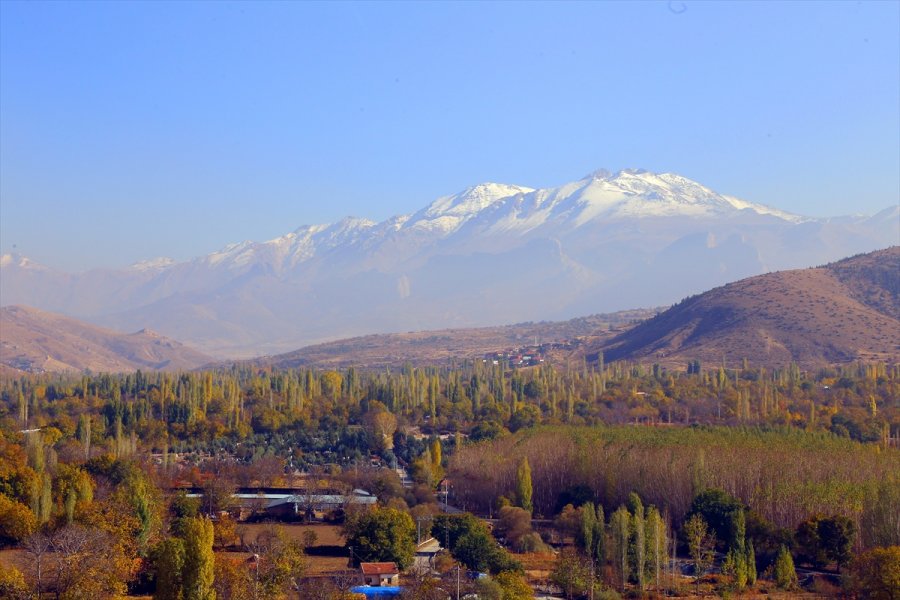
xmin=1 ymin=1 xmax=898 ymax=271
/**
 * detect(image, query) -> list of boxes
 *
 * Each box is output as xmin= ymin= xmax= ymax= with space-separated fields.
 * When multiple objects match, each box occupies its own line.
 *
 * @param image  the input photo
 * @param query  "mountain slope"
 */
xmin=594 ymin=247 xmax=900 ymax=368
xmin=255 ymin=307 xmax=659 ymax=369
xmin=0 ymin=305 xmax=214 ymax=373
xmin=2 ymin=169 xmax=896 ymax=356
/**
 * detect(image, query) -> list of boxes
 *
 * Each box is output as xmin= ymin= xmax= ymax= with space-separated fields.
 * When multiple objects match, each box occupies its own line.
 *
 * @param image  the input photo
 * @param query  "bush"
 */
xmin=844 ymin=546 xmax=900 ymax=599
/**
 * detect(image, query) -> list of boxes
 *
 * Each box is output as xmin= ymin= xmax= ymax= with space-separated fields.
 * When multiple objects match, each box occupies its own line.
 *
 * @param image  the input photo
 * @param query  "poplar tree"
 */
xmin=628 ymin=493 xmax=646 ymax=590
xmin=645 ymin=507 xmax=668 ymax=591
xmin=182 ymin=517 xmax=216 ymax=600
xmin=578 ymin=502 xmax=596 ymax=555
xmin=516 ymin=457 xmax=533 ymax=514
xmin=609 ymin=506 xmax=631 ymax=590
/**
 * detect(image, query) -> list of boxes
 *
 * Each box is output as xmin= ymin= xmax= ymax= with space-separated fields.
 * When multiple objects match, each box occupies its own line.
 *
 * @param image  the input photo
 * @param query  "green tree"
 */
xmin=152 ymin=537 xmax=186 ymax=600
xmin=515 ymin=457 xmax=532 ymax=514
xmin=796 ymin=514 xmax=856 ymax=570
xmin=687 ymin=489 xmax=743 ymax=551
xmin=773 ymin=545 xmax=798 ymax=590
xmin=551 ymin=547 xmax=592 ymax=600
xmin=578 ymin=502 xmax=596 ymax=555
xmin=628 ymin=493 xmax=646 ymax=590
xmin=182 ymin=516 xmax=216 ymax=600
xmin=345 ymin=507 xmax=416 ymax=569
xmin=609 ymin=506 xmax=631 ymax=591
xmin=494 ymin=570 xmax=532 ymax=600
xmin=745 ymin=539 xmax=757 ymax=586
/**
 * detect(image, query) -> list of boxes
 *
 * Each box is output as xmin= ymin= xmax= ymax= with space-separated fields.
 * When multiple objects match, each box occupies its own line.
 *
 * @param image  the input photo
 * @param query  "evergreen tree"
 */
xmin=745 ymin=539 xmax=757 ymax=586
xmin=774 ymin=545 xmax=798 ymax=590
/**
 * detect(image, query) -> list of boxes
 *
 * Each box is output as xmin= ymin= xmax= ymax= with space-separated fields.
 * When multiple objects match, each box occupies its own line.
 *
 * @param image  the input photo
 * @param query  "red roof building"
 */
xmin=360 ymin=562 xmax=400 ymax=586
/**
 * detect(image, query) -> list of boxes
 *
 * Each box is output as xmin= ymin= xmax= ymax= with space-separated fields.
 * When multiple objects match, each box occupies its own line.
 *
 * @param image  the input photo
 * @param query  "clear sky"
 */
xmin=1 ymin=1 xmax=898 ymax=271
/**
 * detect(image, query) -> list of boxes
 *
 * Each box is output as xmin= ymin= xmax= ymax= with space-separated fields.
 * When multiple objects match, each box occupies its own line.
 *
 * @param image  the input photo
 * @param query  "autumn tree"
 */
xmin=684 ymin=514 xmax=713 ymax=592
xmin=844 ymin=546 xmax=900 ymax=600
xmin=645 ymin=506 xmax=668 ymax=591
xmin=182 ymin=516 xmax=216 ymax=600
xmin=0 ymin=494 xmax=37 ymax=546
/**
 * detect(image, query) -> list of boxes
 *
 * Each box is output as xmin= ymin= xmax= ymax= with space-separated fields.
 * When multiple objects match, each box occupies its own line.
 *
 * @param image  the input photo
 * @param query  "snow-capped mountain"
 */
xmin=2 ymin=169 xmax=896 ymax=356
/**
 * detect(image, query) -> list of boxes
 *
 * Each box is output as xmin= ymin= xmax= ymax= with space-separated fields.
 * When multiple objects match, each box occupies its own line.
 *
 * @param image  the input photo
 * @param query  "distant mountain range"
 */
xmin=0 ymin=305 xmax=213 ymax=373
xmin=2 ymin=169 xmax=897 ymax=356
xmin=2 ymin=248 xmax=897 ymax=372
xmin=593 ymin=246 xmax=900 ymax=369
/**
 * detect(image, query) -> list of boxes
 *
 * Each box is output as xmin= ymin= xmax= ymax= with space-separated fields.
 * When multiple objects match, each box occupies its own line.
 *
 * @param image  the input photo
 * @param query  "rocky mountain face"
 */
xmin=2 ymin=170 xmax=897 ymax=356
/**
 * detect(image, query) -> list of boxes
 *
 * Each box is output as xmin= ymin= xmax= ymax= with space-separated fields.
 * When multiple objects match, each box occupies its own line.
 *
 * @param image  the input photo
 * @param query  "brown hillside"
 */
xmin=594 ymin=247 xmax=900 ymax=369
xmin=258 ymin=308 xmax=659 ymax=369
xmin=0 ymin=305 xmax=215 ymax=373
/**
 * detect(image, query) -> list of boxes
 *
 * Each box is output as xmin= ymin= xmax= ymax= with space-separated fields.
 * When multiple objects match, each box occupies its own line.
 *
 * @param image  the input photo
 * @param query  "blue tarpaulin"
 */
xmin=349 ymin=585 xmax=402 ymax=598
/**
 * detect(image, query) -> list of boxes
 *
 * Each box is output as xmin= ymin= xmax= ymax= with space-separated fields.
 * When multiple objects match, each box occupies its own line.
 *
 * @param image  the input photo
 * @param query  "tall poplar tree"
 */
xmin=182 ymin=517 xmax=215 ymax=600
xmin=516 ymin=457 xmax=533 ymax=514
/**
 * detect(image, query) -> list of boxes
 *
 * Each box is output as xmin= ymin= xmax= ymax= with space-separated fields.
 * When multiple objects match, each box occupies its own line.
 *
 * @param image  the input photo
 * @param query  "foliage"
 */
xmin=844 ymin=546 xmax=900 ymax=600
xmin=152 ymin=537 xmax=186 ymax=600
xmin=684 ymin=514 xmax=713 ymax=587
xmin=0 ymin=493 xmax=37 ymax=546
xmin=795 ymin=514 xmax=856 ymax=570
xmin=686 ymin=489 xmax=744 ymax=551
xmin=0 ymin=564 xmax=28 ymax=600
xmin=344 ymin=506 xmax=416 ymax=569
xmin=449 ymin=425 xmax=900 ymax=550
xmin=515 ymin=457 xmax=532 ymax=513
xmin=181 ymin=516 xmax=216 ymax=600
xmin=495 ymin=506 xmax=540 ymax=552
xmin=494 ymin=570 xmax=532 ymax=600
xmin=773 ymin=545 xmax=798 ymax=590
xmin=551 ymin=547 xmax=593 ymax=600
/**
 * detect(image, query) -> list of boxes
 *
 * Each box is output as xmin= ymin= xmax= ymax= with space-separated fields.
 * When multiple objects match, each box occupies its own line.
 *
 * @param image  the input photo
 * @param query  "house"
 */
xmin=360 ymin=562 xmax=400 ymax=586
xmin=413 ymin=538 xmax=442 ymax=573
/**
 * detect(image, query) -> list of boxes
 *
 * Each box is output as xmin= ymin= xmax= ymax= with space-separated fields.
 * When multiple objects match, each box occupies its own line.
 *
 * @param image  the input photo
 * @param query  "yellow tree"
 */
xmin=182 ymin=516 xmax=216 ymax=600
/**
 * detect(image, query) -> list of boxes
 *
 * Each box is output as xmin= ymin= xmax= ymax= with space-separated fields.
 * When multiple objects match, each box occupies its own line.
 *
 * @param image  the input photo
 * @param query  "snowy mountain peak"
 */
xmin=423 ymin=182 xmax=533 ymax=218
xmin=129 ymin=257 xmax=176 ymax=271
xmin=0 ymin=253 xmax=49 ymax=271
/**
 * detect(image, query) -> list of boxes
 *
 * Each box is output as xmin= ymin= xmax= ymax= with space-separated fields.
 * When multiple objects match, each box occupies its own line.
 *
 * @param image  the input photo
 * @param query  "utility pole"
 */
xmin=456 ymin=564 xmax=460 ymax=600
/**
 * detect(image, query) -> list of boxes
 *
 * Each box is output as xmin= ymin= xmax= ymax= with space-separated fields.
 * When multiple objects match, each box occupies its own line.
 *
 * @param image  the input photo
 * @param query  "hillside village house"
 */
xmin=360 ymin=562 xmax=400 ymax=586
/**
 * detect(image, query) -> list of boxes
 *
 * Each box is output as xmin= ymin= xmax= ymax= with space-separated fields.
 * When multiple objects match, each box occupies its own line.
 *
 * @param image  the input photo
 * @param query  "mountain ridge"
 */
xmin=0 ymin=305 xmax=215 ymax=373
xmin=2 ymin=169 xmax=896 ymax=356
xmin=592 ymin=247 xmax=900 ymax=369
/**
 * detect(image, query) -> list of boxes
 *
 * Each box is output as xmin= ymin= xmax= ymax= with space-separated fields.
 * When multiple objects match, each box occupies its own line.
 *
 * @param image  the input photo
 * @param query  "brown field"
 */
xmin=234 ymin=523 xmax=344 ymax=547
